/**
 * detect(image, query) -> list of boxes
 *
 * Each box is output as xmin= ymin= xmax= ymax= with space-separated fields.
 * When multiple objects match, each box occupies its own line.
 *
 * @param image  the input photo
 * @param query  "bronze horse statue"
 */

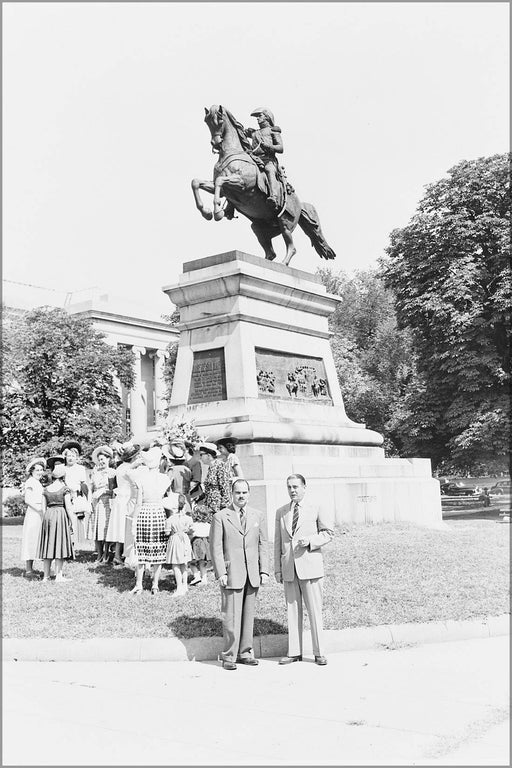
xmin=191 ymin=105 xmax=336 ymax=266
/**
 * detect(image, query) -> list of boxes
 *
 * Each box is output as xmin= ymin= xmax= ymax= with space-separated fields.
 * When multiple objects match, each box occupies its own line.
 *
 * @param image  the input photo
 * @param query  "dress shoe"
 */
xmin=315 ymin=655 xmax=328 ymax=665
xmin=222 ymin=660 xmax=237 ymax=671
xmin=278 ymin=655 xmax=302 ymax=665
xmin=237 ymin=657 xmax=259 ymax=666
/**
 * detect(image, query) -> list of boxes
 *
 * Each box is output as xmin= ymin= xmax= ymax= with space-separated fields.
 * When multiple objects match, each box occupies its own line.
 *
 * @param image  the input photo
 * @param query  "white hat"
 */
xmin=142 ymin=446 xmax=163 ymax=469
xmin=198 ymin=442 xmax=218 ymax=458
xmin=26 ymin=457 xmax=46 ymax=475
xmin=92 ymin=445 xmax=114 ymax=465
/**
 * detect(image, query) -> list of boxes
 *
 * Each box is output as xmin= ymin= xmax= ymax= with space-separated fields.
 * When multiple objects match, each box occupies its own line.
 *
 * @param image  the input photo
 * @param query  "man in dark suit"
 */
xmin=274 ymin=474 xmax=334 ymax=666
xmin=210 ymin=479 xmax=269 ymax=670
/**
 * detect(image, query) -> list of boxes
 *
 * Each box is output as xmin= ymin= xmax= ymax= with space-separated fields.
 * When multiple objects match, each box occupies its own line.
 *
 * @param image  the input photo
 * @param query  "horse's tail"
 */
xmin=298 ymin=202 xmax=336 ymax=260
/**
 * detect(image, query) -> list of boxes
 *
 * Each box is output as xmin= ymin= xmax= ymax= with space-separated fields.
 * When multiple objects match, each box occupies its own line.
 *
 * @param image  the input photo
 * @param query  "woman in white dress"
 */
xmin=107 ymin=441 xmax=144 ymax=567
xmin=61 ymin=441 xmax=89 ymax=550
xmin=21 ymin=457 xmax=46 ymax=577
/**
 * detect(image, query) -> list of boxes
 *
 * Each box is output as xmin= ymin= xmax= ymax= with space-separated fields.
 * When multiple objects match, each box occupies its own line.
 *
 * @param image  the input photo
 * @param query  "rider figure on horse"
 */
xmin=246 ymin=108 xmax=285 ymax=212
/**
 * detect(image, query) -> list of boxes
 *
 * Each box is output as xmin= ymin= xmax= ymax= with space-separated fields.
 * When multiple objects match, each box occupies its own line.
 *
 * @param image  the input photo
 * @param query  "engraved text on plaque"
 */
xmin=188 ymin=348 xmax=227 ymax=404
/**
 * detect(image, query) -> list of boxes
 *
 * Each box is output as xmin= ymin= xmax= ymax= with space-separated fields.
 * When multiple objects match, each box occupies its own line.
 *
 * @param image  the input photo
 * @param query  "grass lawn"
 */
xmin=2 ymin=520 xmax=509 ymax=640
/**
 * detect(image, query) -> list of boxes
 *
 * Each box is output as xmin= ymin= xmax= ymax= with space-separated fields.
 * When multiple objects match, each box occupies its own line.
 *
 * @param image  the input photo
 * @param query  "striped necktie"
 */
xmin=239 ymin=509 xmax=246 ymax=531
xmin=291 ymin=501 xmax=300 ymax=535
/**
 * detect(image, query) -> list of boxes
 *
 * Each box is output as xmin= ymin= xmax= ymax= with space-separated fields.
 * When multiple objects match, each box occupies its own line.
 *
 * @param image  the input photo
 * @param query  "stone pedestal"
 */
xmin=162 ymin=251 xmax=442 ymax=527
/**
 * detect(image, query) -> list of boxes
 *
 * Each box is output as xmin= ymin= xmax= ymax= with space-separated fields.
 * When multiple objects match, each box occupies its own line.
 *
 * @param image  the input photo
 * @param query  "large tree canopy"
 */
xmin=381 ymin=153 xmax=510 ymax=472
xmin=317 ymin=267 xmax=415 ymax=455
xmin=2 ymin=307 xmax=135 ymax=484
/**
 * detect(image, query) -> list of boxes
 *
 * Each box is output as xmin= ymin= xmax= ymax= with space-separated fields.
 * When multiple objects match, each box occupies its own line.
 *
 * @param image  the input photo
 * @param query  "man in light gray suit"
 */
xmin=274 ymin=474 xmax=334 ymax=665
xmin=210 ymin=479 xmax=269 ymax=670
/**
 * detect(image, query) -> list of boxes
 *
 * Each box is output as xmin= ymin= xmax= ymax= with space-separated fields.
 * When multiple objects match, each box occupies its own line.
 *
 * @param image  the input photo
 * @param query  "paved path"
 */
xmin=3 ymin=636 xmax=509 ymax=766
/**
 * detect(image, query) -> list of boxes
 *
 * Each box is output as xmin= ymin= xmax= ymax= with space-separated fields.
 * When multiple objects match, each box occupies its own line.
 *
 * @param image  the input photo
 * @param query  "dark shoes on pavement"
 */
xmin=278 ymin=655 xmax=327 ymax=665
xmin=223 ymin=654 xmax=325 ymax=669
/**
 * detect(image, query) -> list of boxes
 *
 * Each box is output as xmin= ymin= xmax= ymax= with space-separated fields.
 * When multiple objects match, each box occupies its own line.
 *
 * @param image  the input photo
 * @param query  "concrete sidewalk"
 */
xmin=3 ymin=612 xmax=509 ymax=662
xmin=3 ymin=636 xmax=509 ymax=766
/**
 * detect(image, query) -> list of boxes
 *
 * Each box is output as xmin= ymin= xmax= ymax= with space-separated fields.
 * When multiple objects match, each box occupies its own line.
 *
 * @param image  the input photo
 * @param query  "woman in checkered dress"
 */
xmin=130 ymin=446 xmax=172 ymax=595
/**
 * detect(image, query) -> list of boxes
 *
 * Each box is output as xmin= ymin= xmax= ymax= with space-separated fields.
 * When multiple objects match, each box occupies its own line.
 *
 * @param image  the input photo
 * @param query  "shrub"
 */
xmin=3 ymin=494 xmax=25 ymax=518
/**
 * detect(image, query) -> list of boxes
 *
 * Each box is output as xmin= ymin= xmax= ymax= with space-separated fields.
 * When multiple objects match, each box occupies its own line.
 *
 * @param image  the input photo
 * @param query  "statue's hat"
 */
xmin=250 ymin=108 xmax=274 ymax=125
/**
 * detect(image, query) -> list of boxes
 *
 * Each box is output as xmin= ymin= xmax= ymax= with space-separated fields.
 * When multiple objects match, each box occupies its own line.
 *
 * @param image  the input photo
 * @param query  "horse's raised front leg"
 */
xmin=213 ymin=175 xmax=231 ymax=221
xmin=191 ymin=178 xmax=215 ymax=220
xmin=213 ymin=173 xmax=244 ymax=221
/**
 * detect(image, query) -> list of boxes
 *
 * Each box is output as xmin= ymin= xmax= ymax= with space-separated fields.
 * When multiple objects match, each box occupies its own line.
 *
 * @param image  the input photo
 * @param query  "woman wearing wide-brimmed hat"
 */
xmin=130 ymin=446 xmax=173 ymax=594
xmin=61 ymin=440 xmax=90 ymax=550
xmin=37 ymin=463 xmax=74 ymax=582
xmin=163 ymin=442 xmax=193 ymax=506
xmin=106 ymin=441 xmax=144 ymax=567
xmin=87 ymin=445 xmax=115 ymax=563
xmin=21 ymin=457 xmax=47 ymax=577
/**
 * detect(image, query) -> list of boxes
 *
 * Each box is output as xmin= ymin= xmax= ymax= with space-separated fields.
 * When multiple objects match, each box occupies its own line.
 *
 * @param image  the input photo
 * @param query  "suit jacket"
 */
xmin=210 ymin=504 xmax=269 ymax=589
xmin=274 ymin=499 xmax=334 ymax=582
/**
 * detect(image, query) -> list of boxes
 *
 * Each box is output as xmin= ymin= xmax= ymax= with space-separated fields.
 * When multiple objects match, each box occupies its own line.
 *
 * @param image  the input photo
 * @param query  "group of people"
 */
xmin=22 ymin=438 xmax=335 ymax=669
xmin=20 ymin=436 xmax=243 ymax=593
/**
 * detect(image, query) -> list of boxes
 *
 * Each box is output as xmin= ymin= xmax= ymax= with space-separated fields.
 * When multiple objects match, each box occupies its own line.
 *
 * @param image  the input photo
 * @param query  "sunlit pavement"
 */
xmin=3 ymin=636 xmax=509 ymax=766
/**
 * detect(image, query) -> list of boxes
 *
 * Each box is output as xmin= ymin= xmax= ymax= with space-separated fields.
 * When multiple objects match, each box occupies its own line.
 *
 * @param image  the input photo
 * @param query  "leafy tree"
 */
xmin=317 ymin=267 xmax=415 ymax=454
xmin=1 ymin=307 xmax=135 ymax=484
xmin=381 ymin=153 xmax=510 ymax=473
xmin=161 ymin=308 xmax=180 ymax=414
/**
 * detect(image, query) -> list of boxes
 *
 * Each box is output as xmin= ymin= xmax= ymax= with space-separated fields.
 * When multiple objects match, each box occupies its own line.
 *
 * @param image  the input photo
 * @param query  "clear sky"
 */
xmin=3 ymin=2 xmax=509 ymax=318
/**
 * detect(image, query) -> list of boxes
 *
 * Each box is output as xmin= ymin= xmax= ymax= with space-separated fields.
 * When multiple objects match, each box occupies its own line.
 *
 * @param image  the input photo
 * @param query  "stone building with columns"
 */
xmin=2 ymin=281 xmax=179 ymax=443
xmin=66 ymin=296 xmax=178 ymax=442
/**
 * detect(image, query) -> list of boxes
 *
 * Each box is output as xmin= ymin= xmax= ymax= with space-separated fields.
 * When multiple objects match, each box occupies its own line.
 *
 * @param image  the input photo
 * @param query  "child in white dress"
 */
xmin=165 ymin=495 xmax=193 ymax=595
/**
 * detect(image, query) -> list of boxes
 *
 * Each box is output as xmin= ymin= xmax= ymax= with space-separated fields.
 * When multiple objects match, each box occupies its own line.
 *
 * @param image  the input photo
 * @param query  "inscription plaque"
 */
xmin=255 ymin=348 xmax=333 ymax=405
xmin=188 ymin=348 xmax=227 ymax=404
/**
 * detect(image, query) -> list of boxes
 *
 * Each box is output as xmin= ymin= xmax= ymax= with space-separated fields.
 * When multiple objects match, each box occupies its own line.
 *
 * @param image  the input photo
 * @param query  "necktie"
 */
xmin=291 ymin=501 xmax=299 ymax=536
xmin=239 ymin=509 xmax=246 ymax=531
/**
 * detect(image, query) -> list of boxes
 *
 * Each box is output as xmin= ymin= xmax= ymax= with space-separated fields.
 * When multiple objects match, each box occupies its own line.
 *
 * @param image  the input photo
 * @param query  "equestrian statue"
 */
xmin=191 ymin=105 xmax=336 ymax=266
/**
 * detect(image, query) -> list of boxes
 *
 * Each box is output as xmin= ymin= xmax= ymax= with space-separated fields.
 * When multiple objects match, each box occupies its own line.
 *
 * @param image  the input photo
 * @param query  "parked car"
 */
xmin=490 ymin=480 xmax=511 ymax=495
xmin=441 ymin=481 xmax=482 ymax=497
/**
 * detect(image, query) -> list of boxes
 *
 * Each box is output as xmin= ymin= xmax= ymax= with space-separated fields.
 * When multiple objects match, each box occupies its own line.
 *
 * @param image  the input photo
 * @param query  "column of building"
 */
xmin=130 ymin=346 xmax=147 ymax=438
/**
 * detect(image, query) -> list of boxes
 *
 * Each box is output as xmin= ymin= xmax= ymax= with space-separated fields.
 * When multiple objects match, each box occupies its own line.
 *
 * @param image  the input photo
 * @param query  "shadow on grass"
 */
xmin=74 ymin=550 xmax=98 ymax=564
xmin=169 ymin=615 xmax=223 ymax=638
xmin=443 ymin=509 xmax=505 ymax=522
xmin=90 ymin=562 xmax=179 ymax=594
xmin=2 ymin=566 xmax=26 ymax=578
xmin=168 ymin=614 xmax=287 ymax=641
xmin=254 ymin=617 xmax=287 ymax=635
